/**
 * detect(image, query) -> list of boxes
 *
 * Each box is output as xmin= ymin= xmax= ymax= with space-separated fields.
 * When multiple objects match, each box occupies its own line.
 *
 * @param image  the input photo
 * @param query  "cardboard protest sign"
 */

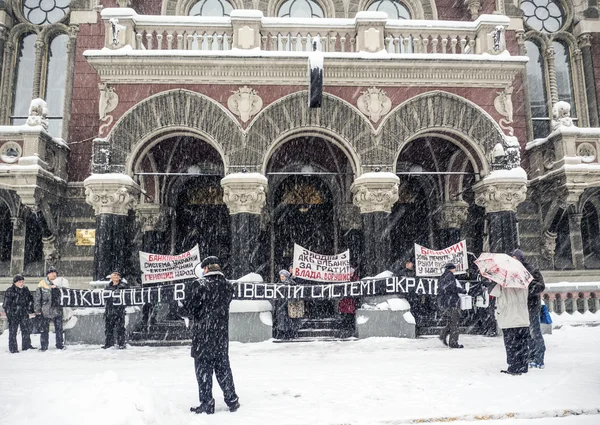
xmin=292 ymin=243 xmax=351 ymax=282
xmin=139 ymin=245 xmax=200 ymax=284
xmin=415 ymin=240 xmax=468 ymax=277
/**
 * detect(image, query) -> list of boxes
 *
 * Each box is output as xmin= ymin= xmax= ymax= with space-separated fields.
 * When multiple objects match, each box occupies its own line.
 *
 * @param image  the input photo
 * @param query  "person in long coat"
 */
xmin=490 ymin=281 xmax=530 ymax=375
xmin=436 ymin=263 xmax=467 ymax=348
xmin=3 ymin=274 xmax=36 ymax=353
xmin=102 ymin=271 xmax=129 ymax=349
xmin=34 ymin=266 xmax=65 ymax=351
xmin=511 ymin=249 xmax=546 ymax=369
xmin=183 ymin=256 xmax=240 ymax=415
xmin=276 ymin=270 xmax=302 ymax=340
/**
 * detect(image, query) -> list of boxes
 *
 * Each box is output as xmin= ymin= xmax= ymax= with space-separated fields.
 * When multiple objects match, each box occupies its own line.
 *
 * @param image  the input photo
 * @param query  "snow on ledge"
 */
xmin=483 ymin=167 xmax=528 ymax=182
xmin=84 ymin=173 xmax=138 ymax=186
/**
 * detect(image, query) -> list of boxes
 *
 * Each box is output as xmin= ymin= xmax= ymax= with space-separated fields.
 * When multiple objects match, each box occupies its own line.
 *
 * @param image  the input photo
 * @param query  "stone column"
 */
xmin=473 ymin=172 xmax=527 ymax=254
xmin=84 ymin=174 xmax=140 ymax=280
xmin=10 ymin=215 xmax=25 ymax=275
xmin=568 ymin=212 xmax=585 ymax=269
xmin=32 ymin=39 xmax=45 ymax=99
xmin=437 ymin=201 xmax=469 ymax=248
xmin=351 ymin=172 xmax=399 ymax=276
xmin=578 ymin=33 xmax=599 ymax=127
xmin=221 ymin=173 xmax=268 ymax=279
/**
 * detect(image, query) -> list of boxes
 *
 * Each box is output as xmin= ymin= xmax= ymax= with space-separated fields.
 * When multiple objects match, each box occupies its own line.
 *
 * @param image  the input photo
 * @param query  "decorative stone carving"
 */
xmin=99 ymin=83 xmax=119 ymax=135
xmin=116 ymin=0 xmax=131 ymax=6
xmin=84 ymin=173 xmax=140 ymax=216
xmin=437 ymin=201 xmax=469 ymax=229
xmin=0 ymin=142 xmax=23 ymax=164
xmin=109 ymin=18 xmax=126 ymax=47
xmin=351 ymin=172 xmax=399 ymax=214
xmin=494 ymin=86 xmax=514 ymax=136
xmin=473 ymin=179 xmax=527 ymax=213
xmin=136 ymin=204 xmax=170 ymax=232
xmin=227 ymin=86 xmax=263 ymax=123
xmin=357 ymin=87 xmax=392 ymax=123
xmin=237 ymin=26 xmax=255 ymax=49
xmin=487 ymin=25 xmax=506 ymax=54
xmin=541 ymin=229 xmax=557 ymax=261
xmin=465 ymin=0 xmax=481 ymax=19
xmin=504 ymin=136 xmax=521 ymax=170
xmin=26 ymin=99 xmax=49 ymax=130
xmin=363 ymin=28 xmax=381 ymax=52
xmin=221 ymin=173 xmax=268 ymax=215
xmin=577 ymin=142 xmax=597 ymax=163
xmin=42 ymin=235 xmax=60 ymax=263
xmin=551 ymin=101 xmax=575 ymax=130
xmin=11 ymin=217 xmax=23 ymax=231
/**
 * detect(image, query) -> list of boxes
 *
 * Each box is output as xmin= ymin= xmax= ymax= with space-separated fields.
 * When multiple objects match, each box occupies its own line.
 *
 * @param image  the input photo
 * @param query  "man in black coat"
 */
xmin=436 ymin=263 xmax=467 ymax=348
xmin=183 ymin=256 xmax=240 ymax=415
xmin=3 ymin=275 xmax=36 ymax=353
xmin=102 ymin=271 xmax=129 ymax=349
xmin=512 ymin=249 xmax=546 ymax=368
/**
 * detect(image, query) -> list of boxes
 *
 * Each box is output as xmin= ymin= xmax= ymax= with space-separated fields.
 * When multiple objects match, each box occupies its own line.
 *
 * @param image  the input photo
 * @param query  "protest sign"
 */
xmin=139 ymin=245 xmax=200 ymax=284
xmin=415 ymin=240 xmax=469 ymax=277
xmin=292 ymin=243 xmax=351 ymax=282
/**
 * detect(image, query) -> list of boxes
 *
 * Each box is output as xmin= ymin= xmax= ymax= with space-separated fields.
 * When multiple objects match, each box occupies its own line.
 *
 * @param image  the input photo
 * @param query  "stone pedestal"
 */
xmin=351 ymin=172 xmax=399 ymax=276
xmin=221 ymin=173 xmax=267 ymax=278
xmin=473 ymin=169 xmax=527 ymax=254
xmin=84 ymin=173 xmax=140 ymax=280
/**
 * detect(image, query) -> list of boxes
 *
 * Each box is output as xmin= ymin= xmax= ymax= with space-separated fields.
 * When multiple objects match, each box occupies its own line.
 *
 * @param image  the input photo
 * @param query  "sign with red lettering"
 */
xmin=415 ymin=240 xmax=468 ymax=277
xmin=139 ymin=245 xmax=200 ymax=284
xmin=292 ymin=243 xmax=351 ymax=282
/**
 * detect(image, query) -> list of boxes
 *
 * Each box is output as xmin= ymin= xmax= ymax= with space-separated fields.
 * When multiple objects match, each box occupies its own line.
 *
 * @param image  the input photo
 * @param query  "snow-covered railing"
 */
xmin=542 ymin=283 xmax=600 ymax=315
xmin=101 ymin=8 xmax=511 ymax=55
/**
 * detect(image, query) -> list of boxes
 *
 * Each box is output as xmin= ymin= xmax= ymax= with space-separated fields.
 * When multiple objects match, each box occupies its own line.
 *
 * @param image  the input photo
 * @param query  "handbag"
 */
xmin=540 ymin=304 xmax=552 ymax=324
xmin=288 ymin=300 xmax=305 ymax=318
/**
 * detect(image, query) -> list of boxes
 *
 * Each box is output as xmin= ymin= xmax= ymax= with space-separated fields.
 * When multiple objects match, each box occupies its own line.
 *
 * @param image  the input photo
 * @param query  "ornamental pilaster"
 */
xmin=221 ymin=173 xmax=268 ymax=215
xmin=84 ymin=173 xmax=140 ymax=216
xmin=437 ymin=201 xmax=469 ymax=229
xmin=351 ymin=172 xmax=399 ymax=214
xmin=136 ymin=203 xmax=170 ymax=232
xmin=473 ymin=171 xmax=527 ymax=213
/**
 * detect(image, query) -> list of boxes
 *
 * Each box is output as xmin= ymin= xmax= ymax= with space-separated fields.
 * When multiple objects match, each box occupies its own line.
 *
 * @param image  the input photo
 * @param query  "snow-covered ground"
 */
xmin=0 ymin=326 xmax=599 ymax=425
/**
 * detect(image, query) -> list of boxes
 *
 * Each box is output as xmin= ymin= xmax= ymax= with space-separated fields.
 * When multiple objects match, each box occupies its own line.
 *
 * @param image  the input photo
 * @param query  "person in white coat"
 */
xmin=490 ymin=283 xmax=530 ymax=375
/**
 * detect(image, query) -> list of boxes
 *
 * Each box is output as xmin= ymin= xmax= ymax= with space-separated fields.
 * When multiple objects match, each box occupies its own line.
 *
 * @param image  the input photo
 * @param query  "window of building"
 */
xmin=189 ymin=0 xmax=233 ymax=17
xmin=521 ymin=0 xmax=579 ymax=140
xmin=45 ymin=34 xmax=69 ymax=136
xmin=10 ymin=33 xmax=37 ymax=127
xmin=367 ymin=0 xmax=411 ymax=19
xmin=278 ymin=0 xmax=325 ymax=18
xmin=23 ymin=0 xmax=71 ymax=25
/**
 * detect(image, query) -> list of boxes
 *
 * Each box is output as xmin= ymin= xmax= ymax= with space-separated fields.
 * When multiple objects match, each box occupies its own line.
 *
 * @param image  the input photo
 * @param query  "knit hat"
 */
xmin=444 ymin=263 xmax=456 ymax=270
xmin=279 ymin=270 xmax=291 ymax=280
xmin=111 ymin=270 xmax=121 ymax=276
xmin=200 ymin=256 xmax=220 ymax=268
xmin=511 ymin=249 xmax=525 ymax=263
xmin=13 ymin=274 xmax=24 ymax=283
xmin=46 ymin=266 xmax=58 ymax=275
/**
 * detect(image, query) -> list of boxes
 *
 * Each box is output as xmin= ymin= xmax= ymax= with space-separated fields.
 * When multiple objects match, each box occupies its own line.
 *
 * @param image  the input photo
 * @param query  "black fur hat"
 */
xmin=200 ymin=256 xmax=220 ymax=268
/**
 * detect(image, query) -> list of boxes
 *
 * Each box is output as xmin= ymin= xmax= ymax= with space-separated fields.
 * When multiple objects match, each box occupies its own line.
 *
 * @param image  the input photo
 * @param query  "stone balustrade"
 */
xmin=542 ymin=283 xmax=600 ymax=315
xmin=101 ymin=8 xmax=511 ymax=55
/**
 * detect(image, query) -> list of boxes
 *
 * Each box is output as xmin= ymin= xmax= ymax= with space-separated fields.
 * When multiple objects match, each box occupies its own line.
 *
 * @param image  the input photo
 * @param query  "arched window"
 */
xmin=45 ymin=34 xmax=69 ymax=136
xmin=11 ymin=33 xmax=37 ymax=126
xmin=367 ymin=0 xmax=410 ymax=19
xmin=189 ymin=0 xmax=233 ymax=16
xmin=525 ymin=40 xmax=550 ymax=139
xmin=23 ymin=0 xmax=71 ymax=25
xmin=582 ymin=201 xmax=600 ymax=268
xmin=520 ymin=0 xmax=564 ymax=33
xmin=278 ymin=0 xmax=325 ymax=18
xmin=553 ymin=40 xmax=576 ymax=117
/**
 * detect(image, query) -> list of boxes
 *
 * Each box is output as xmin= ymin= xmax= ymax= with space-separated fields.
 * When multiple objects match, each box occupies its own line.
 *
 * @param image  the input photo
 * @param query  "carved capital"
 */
xmin=473 ymin=175 xmax=527 ymax=213
xmin=221 ymin=173 xmax=268 ymax=215
xmin=437 ymin=201 xmax=469 ymax=229
xmin=578 ymin=33 xmax=592 ymax=49
xmin=11 ymin=217 xmax=24 ymax=231
xmin=541 ymin=229 xmax=557 ymax=261
xmin=84 ymin=173 xmax=140 ymax=216
xmin=227 ymin=86 xmax=263 ymax=123
xmin=42 ymin=235 xmax=60 ymax=263
xmin=136 ymin=204 xmax=170 ymax=232
xmin=351 ymin=172 xmax=399 ymax=214
xmin=357 ymin=87 xmax=391 ymax=123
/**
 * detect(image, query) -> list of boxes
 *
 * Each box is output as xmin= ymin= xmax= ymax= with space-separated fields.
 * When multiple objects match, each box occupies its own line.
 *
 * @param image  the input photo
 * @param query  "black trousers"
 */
xmin=194 ymin=353 xmax=238 ymax=407
xmin=40 ymin=316 xmax=64 ymax=349
xmin=105 ymin=312 xmax=126 ymax=347
xmin=8 ymin=314 xmax=32 ymax=352
xmin=440 ymin=308 xmax=461 ymax=346
xmin=503 ymin=327 xmax=529 ymax=374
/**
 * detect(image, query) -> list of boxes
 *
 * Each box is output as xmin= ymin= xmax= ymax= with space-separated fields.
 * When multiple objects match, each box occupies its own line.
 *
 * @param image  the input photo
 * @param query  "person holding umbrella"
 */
xmin=475 ymin=253 xmax=532 ymax=375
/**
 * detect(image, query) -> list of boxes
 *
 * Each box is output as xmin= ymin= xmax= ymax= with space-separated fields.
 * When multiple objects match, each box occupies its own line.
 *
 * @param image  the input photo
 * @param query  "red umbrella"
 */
xmin=474 ymin=253 xmax=533 ymax=289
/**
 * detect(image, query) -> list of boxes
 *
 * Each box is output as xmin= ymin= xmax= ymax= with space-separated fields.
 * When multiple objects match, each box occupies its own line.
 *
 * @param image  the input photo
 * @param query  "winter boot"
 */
xmin=190 ymin=401 xmax=215 ymax=415
xmin=228 ymin=399 xmax=240 ymax=412
xmin=501 ymin=370 xmax=522 ymax=376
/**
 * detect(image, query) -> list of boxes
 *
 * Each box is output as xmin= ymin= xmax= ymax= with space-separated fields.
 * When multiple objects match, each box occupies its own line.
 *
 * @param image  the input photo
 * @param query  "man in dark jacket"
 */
xmin=183 ymin=256 xmax=240 ymax=415
xmin=102 ymin=271 xmax=129 ymax=349
xmin=437 ymin=263 xmax=467 ymax=348
xmin=512 ymin=249 xmax=546 ymax=368
xmin=3 ymin=275 xmax=36 ymax=353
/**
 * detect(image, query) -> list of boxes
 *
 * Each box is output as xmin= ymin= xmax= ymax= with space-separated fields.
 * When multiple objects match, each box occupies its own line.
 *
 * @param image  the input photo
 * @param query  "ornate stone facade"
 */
xmin=473 ymin=176 xmax=528 ymax=213
xmin=221 ymin=173 xmax=268 ymax=215
xmin=84 ymin=174 xmax=140 ymax=216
